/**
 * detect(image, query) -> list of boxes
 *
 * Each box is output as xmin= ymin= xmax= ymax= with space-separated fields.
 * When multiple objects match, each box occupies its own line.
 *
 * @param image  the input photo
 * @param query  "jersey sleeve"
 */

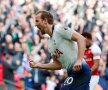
xmin=91 ymin=44 xmax=101 ymax=60
xmin=57 ymin=26 xmax=73 ymax=40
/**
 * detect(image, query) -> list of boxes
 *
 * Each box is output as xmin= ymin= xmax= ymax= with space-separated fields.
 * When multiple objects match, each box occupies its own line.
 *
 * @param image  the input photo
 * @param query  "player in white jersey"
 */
xmin=28 ymin=10 xmax=91 ymax=90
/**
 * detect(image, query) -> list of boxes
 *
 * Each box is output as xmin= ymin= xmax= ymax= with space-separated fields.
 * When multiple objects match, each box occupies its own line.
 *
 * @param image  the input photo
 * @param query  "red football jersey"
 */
xmin=84 ymin=44 xmax=101 ymax=75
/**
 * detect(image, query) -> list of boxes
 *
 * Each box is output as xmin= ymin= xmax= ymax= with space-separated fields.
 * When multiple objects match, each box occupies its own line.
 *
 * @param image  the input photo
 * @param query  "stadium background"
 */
xmin=0 ymin=0 xmax=108 ymax=90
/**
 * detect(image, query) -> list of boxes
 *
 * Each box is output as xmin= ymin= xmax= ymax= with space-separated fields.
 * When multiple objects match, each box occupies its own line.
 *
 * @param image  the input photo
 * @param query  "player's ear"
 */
xmin=43 ymin=18 xmax=48 ymax=24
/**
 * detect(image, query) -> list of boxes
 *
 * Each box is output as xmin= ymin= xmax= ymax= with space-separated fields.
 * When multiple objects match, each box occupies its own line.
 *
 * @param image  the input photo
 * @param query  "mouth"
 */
xmin=38 ymin=27 xmax=41 ymax=30
xmin=36 ymin=26 xmax=45 ymax=34
xmin=35 ymin=25 xmax=40 ymax=29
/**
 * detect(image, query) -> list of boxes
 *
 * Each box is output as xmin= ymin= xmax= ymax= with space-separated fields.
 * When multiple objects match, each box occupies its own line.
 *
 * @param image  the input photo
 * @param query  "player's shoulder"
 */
xmin=54 ymin=25 xmax=71 ymax=34
xmin=53 ymin=25 xmax=63 ymax=34
xmin=90 ymin=43 xmax=100 ymax=49
xmin=54 ymin=25 xmax=63 ymax=31
xmin=90 ymin=43 xmax=101 ymax=53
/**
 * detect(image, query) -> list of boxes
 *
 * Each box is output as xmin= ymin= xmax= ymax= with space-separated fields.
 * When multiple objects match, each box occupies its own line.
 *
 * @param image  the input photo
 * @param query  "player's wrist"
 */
xmin=77 ymin=59 xmax=82 ymax=62
xmin=35 ymin=63 xmax=40 ymax=68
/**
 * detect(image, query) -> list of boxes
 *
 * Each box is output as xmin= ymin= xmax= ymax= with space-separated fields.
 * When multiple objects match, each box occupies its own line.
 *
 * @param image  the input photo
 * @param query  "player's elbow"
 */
xmin=56 ymin=64 xmax=62 ymax=70
xmin=56 ymin=67 xmax=62 ymax=70
xmin=52 ymin=60 xmax=62 ymax=70
xmin=95 ymin=60 xmax=99 ymax=68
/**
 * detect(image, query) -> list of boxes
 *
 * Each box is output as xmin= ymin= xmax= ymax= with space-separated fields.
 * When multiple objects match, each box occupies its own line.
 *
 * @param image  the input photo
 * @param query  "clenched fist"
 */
xmin=28 ymin=54 xmax=38 ymax=68
xmin=72 ymin=60 xmax=82 ymax=71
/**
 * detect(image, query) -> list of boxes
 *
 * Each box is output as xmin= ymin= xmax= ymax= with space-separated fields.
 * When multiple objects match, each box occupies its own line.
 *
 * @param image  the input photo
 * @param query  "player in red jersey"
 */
xmin=82 ymin=32 xmax=101 ymax=90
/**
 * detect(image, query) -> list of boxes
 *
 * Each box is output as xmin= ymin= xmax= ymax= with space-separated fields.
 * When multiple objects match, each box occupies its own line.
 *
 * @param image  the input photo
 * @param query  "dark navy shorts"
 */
xmin=60 ymin=62 xmax=91 ymax=90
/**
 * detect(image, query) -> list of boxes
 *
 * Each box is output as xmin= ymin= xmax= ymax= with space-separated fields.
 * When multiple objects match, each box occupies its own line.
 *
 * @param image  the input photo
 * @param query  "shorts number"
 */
xmin=64 ymin=77 xmax=73 ymax=85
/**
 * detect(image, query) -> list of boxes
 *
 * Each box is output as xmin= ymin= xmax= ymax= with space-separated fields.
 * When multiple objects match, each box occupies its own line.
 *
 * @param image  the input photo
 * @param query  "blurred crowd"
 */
xmin=0 ymin=0 xmax=108 ymax=90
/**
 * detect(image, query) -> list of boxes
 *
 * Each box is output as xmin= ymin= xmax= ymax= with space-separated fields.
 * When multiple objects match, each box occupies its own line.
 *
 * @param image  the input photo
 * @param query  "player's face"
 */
xmin=35 ymin=14 xmax=46 ymax=34
xmin=86 ymin=38 xmax=92 ymax=48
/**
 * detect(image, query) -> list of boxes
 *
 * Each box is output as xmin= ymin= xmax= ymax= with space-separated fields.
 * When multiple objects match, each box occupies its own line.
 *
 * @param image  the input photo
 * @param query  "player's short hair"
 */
xmin=35 ymin=10 xmax=54 ymax=24
xmin=82 ymin=32 xmax=92 ymax=40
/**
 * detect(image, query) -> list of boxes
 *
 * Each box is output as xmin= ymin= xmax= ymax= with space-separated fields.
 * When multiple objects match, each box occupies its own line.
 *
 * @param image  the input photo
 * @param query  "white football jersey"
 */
xmin=48 ymin=25 xmax=78 ymax=69
xmin=90 ymin=43 xmax=101 ymax=60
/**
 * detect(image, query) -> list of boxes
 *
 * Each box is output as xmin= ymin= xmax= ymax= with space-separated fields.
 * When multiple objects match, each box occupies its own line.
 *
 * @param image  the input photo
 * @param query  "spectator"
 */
xmin=2 ymin=51 xmax=17 ymax=90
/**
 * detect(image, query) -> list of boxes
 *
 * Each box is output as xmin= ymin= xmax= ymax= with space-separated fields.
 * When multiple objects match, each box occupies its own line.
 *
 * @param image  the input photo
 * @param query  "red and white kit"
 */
xmin=84 ymin=43 xmax=101 ymax=90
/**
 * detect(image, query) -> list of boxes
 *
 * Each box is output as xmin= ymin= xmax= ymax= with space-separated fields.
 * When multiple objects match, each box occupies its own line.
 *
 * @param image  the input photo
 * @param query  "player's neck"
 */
xmin=45 ymin=24 xmax=54 ymax=37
